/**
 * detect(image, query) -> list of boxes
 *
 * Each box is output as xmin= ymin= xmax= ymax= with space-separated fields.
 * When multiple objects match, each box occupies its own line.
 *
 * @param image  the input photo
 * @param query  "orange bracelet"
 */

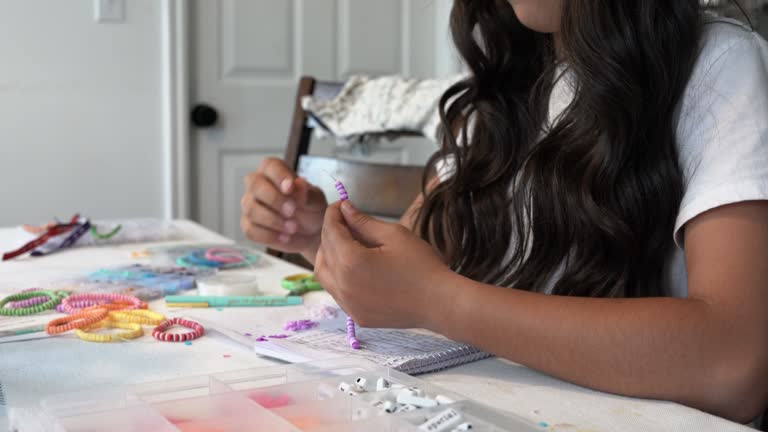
xmin=46 ymin=308 xmax=109 ymax=335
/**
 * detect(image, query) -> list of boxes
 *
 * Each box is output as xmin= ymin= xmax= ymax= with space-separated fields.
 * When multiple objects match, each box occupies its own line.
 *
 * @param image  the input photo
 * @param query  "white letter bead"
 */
xmin=381 ymin=401 xmax=397 ymax=413
xmin=435 ymin=395 xmax=455 ymax=405
xmin=396 ymin=393 xmax=438 ymax=408
xmin=418 ymin=408 xmax=463 ymax=432
xmin=355 ymin=377 xmax=368 ymax=387
xmin=452 ymin=422 xmax=473 ymax=431
xmin=376 ymin=377 xmax=391 ymax=391
xmin=339 ymin=382 xmax=352 ymax=392
xmin=408 ymin=386 xmax=425 ymax=397
xmin=347 ymin=391 xmax=359 ymax=397
xmin=394 ymin=403 xmax=418 ymax=413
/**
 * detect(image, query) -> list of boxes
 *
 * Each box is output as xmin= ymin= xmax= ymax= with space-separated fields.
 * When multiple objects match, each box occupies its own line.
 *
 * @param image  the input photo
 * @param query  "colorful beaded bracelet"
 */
xmin=0 ymin=290 xmax=60 ymax=316
xmin=109 ymin=309 xmax=165 ymax=326
xmin=204 ymin=247 xmax=246 ymax=264
xmin=75 ymin=320 xmax=143 ymax=343
xmin=6 ymin=289 xmax=68 ymax=310
xmin=152 ymin=317 xmax=204 ymax=342
xmin=61 ymin=293 xmax=144 ymax=315
xmin=46 ymin=308 xmax=109 ymax=335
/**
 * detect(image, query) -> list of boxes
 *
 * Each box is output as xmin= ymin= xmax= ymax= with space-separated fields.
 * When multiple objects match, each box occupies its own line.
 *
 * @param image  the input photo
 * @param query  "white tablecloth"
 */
xmin=0 ymin=220 xmax=754 ymax=431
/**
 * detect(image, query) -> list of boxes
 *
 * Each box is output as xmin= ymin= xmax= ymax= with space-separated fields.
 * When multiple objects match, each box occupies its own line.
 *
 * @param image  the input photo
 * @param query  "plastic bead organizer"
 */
xmin=30 ymin=359 xmax=542 ymax=432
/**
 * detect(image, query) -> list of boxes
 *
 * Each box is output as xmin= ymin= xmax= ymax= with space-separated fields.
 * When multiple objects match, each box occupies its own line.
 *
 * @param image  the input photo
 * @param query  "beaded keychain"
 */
xmin=332 ymin=177 xmax=360 ymax=350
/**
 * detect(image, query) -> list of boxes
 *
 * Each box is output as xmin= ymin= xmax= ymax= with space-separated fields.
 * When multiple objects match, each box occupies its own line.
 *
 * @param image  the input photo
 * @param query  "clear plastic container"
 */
xmin=36 ymin=358 xmax=542 ymax=432
xmin=48 ymin=404 xmax=178 ymax=432
xmin=151 ymin=392 xmax=300 ymax=432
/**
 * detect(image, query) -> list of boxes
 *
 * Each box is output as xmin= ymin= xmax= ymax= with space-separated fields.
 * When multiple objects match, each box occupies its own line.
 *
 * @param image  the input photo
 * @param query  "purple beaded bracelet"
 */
xmin=8 ymin=288 xmax=66 ymax=310
xmin=333 ymin=179 xmax=360 ymax=350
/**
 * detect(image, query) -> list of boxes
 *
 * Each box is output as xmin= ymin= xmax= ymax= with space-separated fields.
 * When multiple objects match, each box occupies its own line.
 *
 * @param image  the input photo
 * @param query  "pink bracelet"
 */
xmin=152 ymin=317 xmax=204 ymax=342
xmin=204 ymin=247 xmax=245 ymax=264
xmin=61 ymin=293 xmax=142 ymax=315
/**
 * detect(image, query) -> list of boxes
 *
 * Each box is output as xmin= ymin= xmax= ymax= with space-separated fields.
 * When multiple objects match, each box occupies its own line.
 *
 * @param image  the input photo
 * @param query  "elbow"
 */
xmin=702 ymin=347 xmax=768 ymax=424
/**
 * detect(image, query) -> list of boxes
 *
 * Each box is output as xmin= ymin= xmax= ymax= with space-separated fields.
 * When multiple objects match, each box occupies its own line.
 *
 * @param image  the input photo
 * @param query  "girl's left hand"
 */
xmin=315 ymin=201 xmax=454 ymax=329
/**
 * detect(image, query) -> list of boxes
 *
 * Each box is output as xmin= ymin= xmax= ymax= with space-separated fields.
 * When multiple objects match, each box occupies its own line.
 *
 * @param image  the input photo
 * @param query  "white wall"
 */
xmin=0 ymin=0 xmax=164 ymax=226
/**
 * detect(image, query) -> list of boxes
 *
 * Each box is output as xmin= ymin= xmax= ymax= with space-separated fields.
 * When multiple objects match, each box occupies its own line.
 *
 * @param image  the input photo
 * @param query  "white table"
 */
xmin=0 ymin=220 xmax=753 ymax=431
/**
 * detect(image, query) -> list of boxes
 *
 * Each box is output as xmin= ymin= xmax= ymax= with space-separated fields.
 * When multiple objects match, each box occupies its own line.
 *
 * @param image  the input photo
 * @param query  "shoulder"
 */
xmin=672 ymin=16 xmax=768 ymax=247
xmin=677 ymin=15 xmax=768 ymax=147
xmin=690 ymin=16 xmax=768 ymax=84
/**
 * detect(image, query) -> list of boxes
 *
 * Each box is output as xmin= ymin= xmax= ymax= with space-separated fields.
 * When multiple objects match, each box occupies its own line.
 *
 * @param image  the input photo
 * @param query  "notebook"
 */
xmin=206 ymin=315 xmax=492 ymax=375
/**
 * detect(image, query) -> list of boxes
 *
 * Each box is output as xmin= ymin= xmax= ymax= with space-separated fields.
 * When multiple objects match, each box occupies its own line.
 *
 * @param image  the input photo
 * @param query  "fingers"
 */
xmin=321 ymin=203 xmax=360 ymax=256
xmin=259 ymin=157 xmax=296 ymax=194
xmin=294 ymin=177 xmax=328 ymax=211
xmin=240 ymin=216 xmax=316 ymax=252
xmin=244 ymin=173 xmax=297 ymax=218
xmin=339 ymin=201 xmax=393 ymax=247
xmin=240 ymin=197 xmax=298 ymax=234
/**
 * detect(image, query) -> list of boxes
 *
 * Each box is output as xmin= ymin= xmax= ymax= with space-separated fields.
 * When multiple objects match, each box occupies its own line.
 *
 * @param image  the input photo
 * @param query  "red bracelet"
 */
xmin=152 ymin=317 xmax=204 ymax=342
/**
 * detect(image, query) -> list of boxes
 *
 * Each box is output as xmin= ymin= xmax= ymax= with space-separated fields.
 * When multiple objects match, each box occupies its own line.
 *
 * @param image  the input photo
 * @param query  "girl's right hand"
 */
xmin=241 ymin=157 xmax=327 ymax=262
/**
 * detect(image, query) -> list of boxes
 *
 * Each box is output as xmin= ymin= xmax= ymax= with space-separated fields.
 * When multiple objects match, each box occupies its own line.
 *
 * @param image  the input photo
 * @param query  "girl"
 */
xmin=241 ymin=0 xmax=768 ymax=423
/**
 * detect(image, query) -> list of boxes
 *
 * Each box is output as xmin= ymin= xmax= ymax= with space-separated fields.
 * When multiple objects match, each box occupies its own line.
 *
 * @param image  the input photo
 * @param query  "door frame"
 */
xmin=161 ymin=0 xmax=191 ymax=220
xmin=160 ymin=0 xmax=462 ymax=222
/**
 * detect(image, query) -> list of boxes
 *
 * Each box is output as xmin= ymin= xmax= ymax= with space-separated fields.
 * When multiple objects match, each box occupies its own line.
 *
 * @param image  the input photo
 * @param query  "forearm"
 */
xmin=429 ymin=275 xmax=763 ymax=422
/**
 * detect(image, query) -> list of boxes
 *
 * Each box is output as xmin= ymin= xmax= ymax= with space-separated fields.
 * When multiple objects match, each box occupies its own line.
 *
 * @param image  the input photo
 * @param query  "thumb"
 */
xmin=340 ymin=201 xmax=391 ymax=247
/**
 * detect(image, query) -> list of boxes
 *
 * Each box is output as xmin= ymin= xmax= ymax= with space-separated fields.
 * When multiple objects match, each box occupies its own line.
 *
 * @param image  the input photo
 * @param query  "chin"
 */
xmin=509 ymin=1 xmax=561 ymax=34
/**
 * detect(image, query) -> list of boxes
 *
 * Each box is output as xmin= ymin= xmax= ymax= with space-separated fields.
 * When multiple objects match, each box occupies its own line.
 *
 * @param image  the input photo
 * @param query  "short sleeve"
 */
xmin=673 ymin=24 xmax=768 ymax=247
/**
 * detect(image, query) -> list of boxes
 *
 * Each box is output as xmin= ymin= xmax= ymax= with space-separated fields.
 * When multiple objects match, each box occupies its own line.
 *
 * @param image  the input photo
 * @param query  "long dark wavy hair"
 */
xmin=416 ymin=1 xmax=705 ymax=297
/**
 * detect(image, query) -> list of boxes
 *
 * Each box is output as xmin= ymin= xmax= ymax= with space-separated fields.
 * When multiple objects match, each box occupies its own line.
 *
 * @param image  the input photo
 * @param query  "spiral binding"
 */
xmin=395 ymin=345 xmax=492 ymax=375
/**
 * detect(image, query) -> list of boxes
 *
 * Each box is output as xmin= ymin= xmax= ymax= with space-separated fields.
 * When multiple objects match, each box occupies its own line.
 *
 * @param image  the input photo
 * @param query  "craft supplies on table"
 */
xmin=197 ymin=273 xmax=261 ymax=296
xmin=144 ymin=243 xmax=262 ymax=270
xmin=86 ymin=264 xmax=209 ymax=298
xmin=205 ymin=314 xmax=491 ymax=375
xmin=165 ymin=295 xmax=303 ymax=308
xmin=281 ymin=273 xmax=323 ymax=296
xmin=31 ymin=358 xmax=539 ymax=432
xmin=5 ymin=218 xmax=180 ymax=261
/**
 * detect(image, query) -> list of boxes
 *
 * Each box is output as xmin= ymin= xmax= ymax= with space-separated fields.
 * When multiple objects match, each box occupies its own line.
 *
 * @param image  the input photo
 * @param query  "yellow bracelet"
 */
xmin=108 ymin=309 xmax=166 ymax=326
xmin=75 ymin=320 xmax=144 ymax=343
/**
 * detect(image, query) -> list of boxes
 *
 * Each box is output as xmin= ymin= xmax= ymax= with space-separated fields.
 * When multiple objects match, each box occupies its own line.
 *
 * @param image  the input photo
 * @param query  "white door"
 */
xmin=190 ymin=0 xmax=454 ymax=242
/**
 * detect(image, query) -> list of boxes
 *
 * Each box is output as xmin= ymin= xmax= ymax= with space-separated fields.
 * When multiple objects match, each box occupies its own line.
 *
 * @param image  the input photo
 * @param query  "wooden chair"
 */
xmin=268 ymin=76 xmax=428 ymax=268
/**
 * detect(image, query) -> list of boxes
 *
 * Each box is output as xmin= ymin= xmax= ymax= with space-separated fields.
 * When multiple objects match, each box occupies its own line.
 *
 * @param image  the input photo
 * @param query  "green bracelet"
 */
xmin=90 ymin=224 xmax=122 ymax=240
xmin=0 ymin=290 xmax=60 ymax=316
xmin=280 ymin=274 xmax=323 ymax=292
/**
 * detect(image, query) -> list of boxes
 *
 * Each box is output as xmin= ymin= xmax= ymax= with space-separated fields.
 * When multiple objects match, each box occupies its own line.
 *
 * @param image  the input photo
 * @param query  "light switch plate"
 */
xmin=94 ymin=0 xmax=125 ymax=23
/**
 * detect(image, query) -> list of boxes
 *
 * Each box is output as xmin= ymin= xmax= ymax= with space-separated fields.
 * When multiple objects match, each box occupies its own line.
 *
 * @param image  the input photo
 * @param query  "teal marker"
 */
xmin=0 ymin=326 xmax=45 ymax=339
xmin=165 ymin=295 xmax=302 ymax=308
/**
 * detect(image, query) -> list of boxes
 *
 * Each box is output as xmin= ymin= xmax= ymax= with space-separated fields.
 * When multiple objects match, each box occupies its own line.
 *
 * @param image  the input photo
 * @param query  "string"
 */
xmin=327 ymin=173 xmax=360 ymax=350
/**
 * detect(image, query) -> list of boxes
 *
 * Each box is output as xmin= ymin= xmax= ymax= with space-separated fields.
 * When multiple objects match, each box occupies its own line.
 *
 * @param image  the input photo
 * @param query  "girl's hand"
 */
xmin=241 ymin=158 xmax=327 ymax=262
xmin=315 ymin=201 xmax=455 ymax=329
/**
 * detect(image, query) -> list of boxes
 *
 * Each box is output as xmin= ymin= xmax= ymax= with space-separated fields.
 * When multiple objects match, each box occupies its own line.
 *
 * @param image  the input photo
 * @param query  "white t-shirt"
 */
xmin=438 ymin=17 xmax=768 ymax=297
